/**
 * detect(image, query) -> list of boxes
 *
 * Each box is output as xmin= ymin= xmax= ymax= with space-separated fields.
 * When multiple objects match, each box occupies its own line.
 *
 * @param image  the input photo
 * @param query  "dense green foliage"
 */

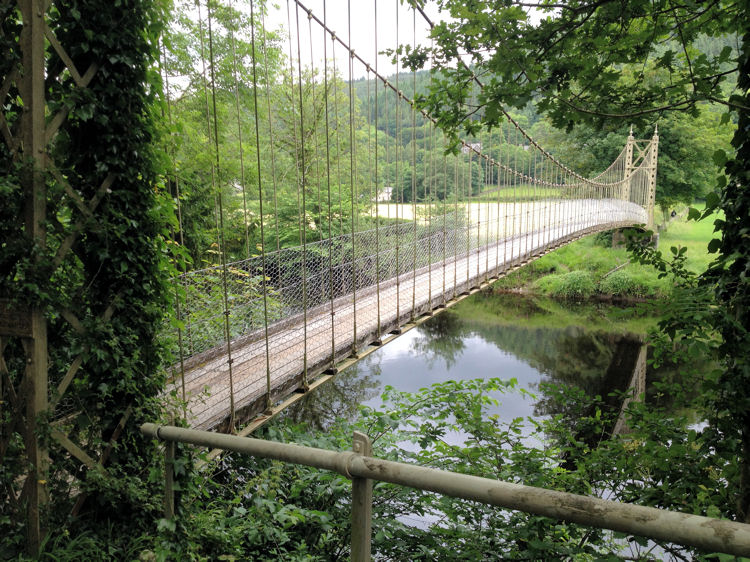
xmin=1 ymin=0 xmax=175 ymax=556
xmin=407 ymin=0 xmax=744 ymax=132
xmin=128 ymin=373 xmax=728 ymax=560
xmin=703 ymin=12 xmax=750 ymax=518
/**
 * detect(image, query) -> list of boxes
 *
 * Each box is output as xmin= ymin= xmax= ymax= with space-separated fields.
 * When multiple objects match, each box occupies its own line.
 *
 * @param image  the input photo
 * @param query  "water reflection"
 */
xmin=283 ymin=363 xmax=382 ymax=428
xmin=409 ymin=310 xmax=466 ymax=369
xmin=284 ymin=291 xmax=701 ymax=434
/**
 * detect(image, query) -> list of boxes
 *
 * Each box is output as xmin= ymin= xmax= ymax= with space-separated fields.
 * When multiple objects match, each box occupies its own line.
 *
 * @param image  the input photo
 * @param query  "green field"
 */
xmin=475 ymin=184 xmax=562 ymax=202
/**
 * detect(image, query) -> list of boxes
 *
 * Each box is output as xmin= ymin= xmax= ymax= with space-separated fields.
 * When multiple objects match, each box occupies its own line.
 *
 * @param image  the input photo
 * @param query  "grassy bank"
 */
xmin=456 ymin=291 xmax=658 ymax=334
xmin=492 ymin=208 xmax=718 ymax=299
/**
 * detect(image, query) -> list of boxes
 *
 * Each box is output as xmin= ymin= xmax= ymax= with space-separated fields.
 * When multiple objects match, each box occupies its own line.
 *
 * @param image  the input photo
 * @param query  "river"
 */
xmin=264 ymin=290 xmax=710 ymax=559
xmin=282 ymin=291 xmax=702 ymax=433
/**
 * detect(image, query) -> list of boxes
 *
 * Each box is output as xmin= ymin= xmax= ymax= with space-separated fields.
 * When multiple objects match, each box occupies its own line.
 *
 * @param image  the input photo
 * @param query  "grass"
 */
xmin=454 ymin=291 xmax=659 ymax=335
xmin=475 ymin=184 xmax=562 ymax=202
xmin=492 ymin=206 xmax=719 ymax=299
xmin=535 ymin=270 xmax=597 ymax=299
xmin=658 ymin=207 xmax=720 ymax=273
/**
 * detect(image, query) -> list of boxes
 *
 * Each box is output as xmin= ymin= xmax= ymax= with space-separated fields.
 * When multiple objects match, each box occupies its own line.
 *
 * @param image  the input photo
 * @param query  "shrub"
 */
xmin=599 ymin=270 xmax=647 ymax=297
xmin=594 ymin=229 xmax=614 ymax=247
xmin=534 ymin=270 xmax=595 ymax=299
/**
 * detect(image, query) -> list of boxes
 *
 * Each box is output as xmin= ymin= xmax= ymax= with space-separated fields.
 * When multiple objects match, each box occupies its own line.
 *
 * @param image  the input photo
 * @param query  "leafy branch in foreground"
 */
xmin=404 ymin=0 xmax=743 ymax=133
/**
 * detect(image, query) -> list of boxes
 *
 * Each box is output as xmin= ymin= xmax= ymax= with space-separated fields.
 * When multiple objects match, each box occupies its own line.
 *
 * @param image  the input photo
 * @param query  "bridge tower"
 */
xmin=623 ymin=126 xmax=636 ymax=203
xmin=622 ymin=126 xmax=659 ymax=231
xmin=646 ymin=126 xmax=659 ymax=230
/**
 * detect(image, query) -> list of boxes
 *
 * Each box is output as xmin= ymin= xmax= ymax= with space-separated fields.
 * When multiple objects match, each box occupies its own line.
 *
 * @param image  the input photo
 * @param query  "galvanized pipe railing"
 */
xmin=141 ymin=423 xmax=750 ymax=560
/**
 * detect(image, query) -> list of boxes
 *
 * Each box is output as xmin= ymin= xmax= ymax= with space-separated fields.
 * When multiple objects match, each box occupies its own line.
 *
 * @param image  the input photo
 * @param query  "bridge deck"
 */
xmin=170 ymin=199 xmax=646 ymax=429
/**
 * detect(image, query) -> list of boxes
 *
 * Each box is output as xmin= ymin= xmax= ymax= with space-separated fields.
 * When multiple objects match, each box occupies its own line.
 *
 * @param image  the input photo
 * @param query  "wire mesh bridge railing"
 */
xmin=160 ymin=0 xmax=659 ymax=430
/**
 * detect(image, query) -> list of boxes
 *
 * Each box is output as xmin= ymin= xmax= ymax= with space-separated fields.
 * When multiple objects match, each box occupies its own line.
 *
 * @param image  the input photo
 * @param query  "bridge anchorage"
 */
xmin=161 ymin=1 xmax=659 ymax=433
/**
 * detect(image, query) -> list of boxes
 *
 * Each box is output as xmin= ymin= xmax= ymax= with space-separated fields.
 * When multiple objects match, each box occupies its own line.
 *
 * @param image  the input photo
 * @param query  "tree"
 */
xmin=397 ymin=145 xmax=485 ymax=202
xmin=406 ymin=0 xmax=744 ymax=133
xmin=161 ymin=0 xmax=285 ymax=265
xmin=654 ymin=109 xmax=734 ymax=222
xmin=402 ymin=0 xmax=750 ymax=520
xmin=273 ymin=66 xmax=370 ymax=245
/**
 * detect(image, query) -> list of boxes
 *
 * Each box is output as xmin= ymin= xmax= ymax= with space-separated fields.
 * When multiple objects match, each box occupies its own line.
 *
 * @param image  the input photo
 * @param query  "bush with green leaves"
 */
xmin=594 ymin=229 xmax=614 ymax=247
xmin=599 ymin=269 xmax=650 ymax=297
xmin=534 ymin=270 xmax=596 ymax=299
xmin=132 ymin=377 xmax=731 ymax=561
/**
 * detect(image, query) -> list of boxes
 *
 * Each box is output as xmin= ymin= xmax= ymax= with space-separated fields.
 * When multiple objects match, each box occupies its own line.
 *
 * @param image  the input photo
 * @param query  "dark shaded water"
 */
xmin=284 ymin=292 xmax=698 ymax=431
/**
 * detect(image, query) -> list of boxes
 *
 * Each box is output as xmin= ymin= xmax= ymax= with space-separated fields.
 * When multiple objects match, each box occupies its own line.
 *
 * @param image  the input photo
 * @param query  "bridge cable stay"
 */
xmin=394 ymin=0 xmax=402 ymax=333
xmin=529 ymin=132 xmax=536 ymax=259
xmin=284 ymin=0 xmax=301 ymax=258
xmin=207 ymin=2 xmax=238 ymax=426
xmin=373 ymin=2 xmax=382 ymax=344
xmin=249 ymin=0 xmax=274 ymax=413
xmin=410 ymin=7 xmax=418 ymax=323
xmin=452 ymin=134 xmax=459 ymax=299
xmin=467 ymin=136 xmax=473 ymax=287
xmin=511 ymin=126 xmax=521 ymax=260
xmin=501 ymin=122 xmax=508 ymax=271
xmin=294 ymin=1 xmax=310 ymax=388
xmin=308 ymin=12 xmax=324 ymax=244
xmin=228 ymin=0 xmax=251 ymax=261
xmin=485 ymin=115 xmax=493 ymax=277
xmin=159 ymin=37 xmax=188 ymax=404
xmin=496 ymin=122 xmax=503 ymax=276
xmin=347 ymin=0 xmax=359 ymax=356
xmin=331 ymin=24 xmax=343 ymax=238
xmin=259 ymin=7 xmax=281 ymax=254
xmin=161 ymin=0 xmax=656 ymax=430
xmin=369 ymin=40 xmax=383 ymax=344
xmin=198 ymin=0 xmax=238 ymax=425
xmin=427 ymin=117 xmax=434 ymax=310
xmin=322 ymin=0 xmax=336 ymax=372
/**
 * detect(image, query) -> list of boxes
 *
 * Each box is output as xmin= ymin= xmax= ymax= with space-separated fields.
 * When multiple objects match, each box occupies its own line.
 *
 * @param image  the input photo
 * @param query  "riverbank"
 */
xmin=491 ymin=207 xmax=716 ymax=299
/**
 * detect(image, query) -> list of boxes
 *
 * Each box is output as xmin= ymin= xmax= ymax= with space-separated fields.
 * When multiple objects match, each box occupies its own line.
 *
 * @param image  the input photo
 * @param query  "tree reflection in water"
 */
xmin=283 ymin=361 xmax=382 ymax=430
xmin=409 ymin=310 xmax=465 ymax=369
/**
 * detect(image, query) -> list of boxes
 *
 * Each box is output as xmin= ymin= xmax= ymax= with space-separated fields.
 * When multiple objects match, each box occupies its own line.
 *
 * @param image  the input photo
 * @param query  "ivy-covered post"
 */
xmin=18 ymin=0 xmax=49 ymax=555
xmin=2 ymin=0 xmax=171 ymax=553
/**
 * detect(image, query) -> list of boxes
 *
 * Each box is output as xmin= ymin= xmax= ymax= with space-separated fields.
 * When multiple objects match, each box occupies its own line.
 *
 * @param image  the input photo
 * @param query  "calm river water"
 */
xmin=283 ymin=291 xmax=695 ymax=430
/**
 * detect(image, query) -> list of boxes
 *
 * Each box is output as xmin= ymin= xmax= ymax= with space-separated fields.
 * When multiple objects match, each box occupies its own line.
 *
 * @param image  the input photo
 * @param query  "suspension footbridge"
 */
xmin=172 ymin=197 xmax=654 ymax=430
xmin=160 ymin=1 xmax=659 ymax=430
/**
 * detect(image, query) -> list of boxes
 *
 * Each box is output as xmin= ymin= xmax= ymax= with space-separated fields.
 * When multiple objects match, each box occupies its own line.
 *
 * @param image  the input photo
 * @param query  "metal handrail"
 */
xmin=141 ymin=423 xmax=750 ymax=560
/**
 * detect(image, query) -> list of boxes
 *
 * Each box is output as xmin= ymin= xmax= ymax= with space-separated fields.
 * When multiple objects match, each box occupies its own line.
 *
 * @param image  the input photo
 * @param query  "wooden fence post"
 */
xmin=351 ymin=431 xmax=372 ymax=562
xmin=163 ymin=420 xmax=175 ymax=520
